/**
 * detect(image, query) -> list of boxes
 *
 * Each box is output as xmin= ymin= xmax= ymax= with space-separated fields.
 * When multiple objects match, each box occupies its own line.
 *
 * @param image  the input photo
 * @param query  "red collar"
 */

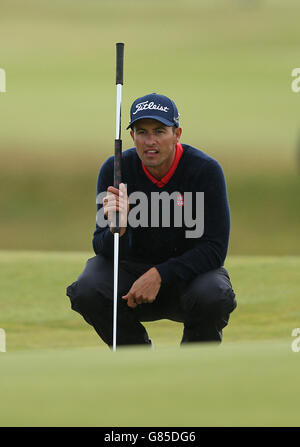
xmin=142 ymin=143 xmax=183 ymax=188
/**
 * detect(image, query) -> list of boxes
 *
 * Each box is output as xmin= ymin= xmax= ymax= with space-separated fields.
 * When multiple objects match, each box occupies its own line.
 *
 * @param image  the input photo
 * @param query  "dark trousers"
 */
xmin=66 ymin=254 xmax=237 ymax=347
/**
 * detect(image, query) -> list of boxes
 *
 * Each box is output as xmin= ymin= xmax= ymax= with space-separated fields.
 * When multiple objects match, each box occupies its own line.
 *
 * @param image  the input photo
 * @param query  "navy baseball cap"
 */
xmin=127 ymin=93 xmax=180 ymax=129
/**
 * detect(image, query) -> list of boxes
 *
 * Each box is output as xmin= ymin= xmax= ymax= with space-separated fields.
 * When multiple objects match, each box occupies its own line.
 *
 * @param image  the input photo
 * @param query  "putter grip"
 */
xmin=114 ymin=139 xmax=122 ymax=188
xmin=116 ymin=43 xmax=124 ymax=85
xmin=114 ymin=139 xmax=122 ymax=233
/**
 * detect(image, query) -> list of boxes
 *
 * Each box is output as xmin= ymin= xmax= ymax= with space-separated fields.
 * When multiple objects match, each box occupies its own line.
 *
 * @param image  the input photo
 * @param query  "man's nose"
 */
xmin=145 ymin=133 xmax=156 ymax=146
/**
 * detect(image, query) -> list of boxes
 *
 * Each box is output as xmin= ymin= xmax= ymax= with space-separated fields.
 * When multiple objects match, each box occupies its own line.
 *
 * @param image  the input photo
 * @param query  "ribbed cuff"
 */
xmin=155 ymin=261 xmax=177 ymax=287
xmin=100 ymin=227 xmax=132 ymax=258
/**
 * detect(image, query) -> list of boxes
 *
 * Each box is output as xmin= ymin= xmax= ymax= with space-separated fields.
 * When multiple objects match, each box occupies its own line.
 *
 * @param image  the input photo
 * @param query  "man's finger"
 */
xmin=127 ymin=296 xmax=137 ymax=308
xmin=104 ymin=196 xmax=120 ymax=205
xmin=105 ymin=204 xmax=122 ymax=213
xmin=122 ymin=293 xmax=137 ymax=308
xmin=107 ymin=186 xmax=121 ymax=196
xmin=119 ymin=183 xmax=127 ymax=197
xmin=134 ymin=296 xmax=144 ymax=305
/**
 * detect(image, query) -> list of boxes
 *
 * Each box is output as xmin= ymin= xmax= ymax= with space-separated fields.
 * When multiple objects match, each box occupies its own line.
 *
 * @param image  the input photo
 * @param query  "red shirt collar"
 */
xmin=142 ymin=143 xmax=183 ymax=188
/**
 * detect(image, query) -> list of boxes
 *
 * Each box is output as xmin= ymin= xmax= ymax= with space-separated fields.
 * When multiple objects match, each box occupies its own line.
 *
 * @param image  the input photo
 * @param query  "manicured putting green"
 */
xmin=1 ymin=251 xmax=299 ymax=350
xmin=0 ymin=250 xmax=299 ymax=426
xmin=0 ymin=341 xmax=298 ymax=427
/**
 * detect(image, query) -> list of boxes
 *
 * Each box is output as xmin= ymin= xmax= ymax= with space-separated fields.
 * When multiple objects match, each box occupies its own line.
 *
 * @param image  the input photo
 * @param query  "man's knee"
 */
xmin=66 ymin=278 xmax=109 ymax=315
xmin=181 ymin=268 xmax=237 ymax=317
xmin=66 ymin=255 xmax=114 ymax=313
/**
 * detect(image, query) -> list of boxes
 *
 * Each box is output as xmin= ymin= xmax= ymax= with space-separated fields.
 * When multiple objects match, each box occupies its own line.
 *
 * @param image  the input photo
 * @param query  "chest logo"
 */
xmin=176 ymin=194 xmax=184 ymax=206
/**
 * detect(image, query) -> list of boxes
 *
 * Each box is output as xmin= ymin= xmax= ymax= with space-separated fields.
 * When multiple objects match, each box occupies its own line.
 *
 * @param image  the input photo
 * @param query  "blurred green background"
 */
xmin=1 ymin=0 xmax=299 ymax=255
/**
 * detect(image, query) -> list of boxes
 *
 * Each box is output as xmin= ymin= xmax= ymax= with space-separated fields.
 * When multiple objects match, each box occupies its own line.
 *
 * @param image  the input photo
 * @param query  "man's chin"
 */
xmin=143 ymin=160 xmax=161 ymax=168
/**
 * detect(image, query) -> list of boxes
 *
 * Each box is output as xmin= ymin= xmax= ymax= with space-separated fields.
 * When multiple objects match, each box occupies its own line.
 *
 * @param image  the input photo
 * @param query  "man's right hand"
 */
xmin=103 ymin=183 xmax=129 ymax=236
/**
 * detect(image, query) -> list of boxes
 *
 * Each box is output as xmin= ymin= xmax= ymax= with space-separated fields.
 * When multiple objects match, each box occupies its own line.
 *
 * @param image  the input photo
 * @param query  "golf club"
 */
xmin=113 ymin=42 xmax=124 ymax=351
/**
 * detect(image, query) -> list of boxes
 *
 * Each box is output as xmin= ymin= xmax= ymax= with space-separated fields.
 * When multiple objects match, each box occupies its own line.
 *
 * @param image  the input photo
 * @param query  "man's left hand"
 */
xmin=122 ymin=267 xmax=162 ymax=308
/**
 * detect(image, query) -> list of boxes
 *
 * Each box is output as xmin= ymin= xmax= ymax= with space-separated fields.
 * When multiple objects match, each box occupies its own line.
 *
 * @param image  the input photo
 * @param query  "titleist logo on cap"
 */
xmin=132 ymin=101 xmax=170 ymax=115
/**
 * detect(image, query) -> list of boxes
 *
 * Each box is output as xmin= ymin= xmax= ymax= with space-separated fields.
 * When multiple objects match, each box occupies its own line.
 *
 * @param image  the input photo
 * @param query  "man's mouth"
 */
xmin=145 ymin=149 xmax=159 ymax=154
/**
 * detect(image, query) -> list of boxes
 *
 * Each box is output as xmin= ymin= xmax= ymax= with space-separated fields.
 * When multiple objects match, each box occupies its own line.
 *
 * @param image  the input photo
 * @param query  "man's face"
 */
xmin=130 ymin=119 xmax=182 ymax=173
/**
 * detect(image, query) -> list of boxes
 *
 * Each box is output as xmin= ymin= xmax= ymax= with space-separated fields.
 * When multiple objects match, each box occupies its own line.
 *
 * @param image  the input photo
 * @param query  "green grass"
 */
xmin=0 ymin=341 xmax=299 ymax=427
xmin=0 ymin=250 xmax=299 ymax=351
xmin=0 ymin=250 xmax=299 ymax=427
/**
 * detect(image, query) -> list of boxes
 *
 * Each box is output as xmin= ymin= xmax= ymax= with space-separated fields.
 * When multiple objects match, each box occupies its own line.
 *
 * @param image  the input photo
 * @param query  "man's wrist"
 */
xmin=151 ymin=267 xmax=162 ymax=284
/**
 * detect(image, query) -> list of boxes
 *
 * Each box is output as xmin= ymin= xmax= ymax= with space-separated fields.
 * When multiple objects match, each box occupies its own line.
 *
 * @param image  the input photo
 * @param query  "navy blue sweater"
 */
xmin=93 ymin=144 xmax=230 ymax=287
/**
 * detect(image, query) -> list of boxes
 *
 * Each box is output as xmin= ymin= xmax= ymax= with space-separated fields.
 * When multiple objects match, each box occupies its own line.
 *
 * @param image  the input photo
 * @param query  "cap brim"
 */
xmin=126 ymin=115 xmax=176 ymax=130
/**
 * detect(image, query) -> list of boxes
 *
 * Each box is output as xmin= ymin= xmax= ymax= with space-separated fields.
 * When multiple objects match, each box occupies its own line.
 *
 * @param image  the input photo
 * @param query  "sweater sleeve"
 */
xmin=92 ymin=157 xmax=132 ymax=259
xmin=155 ymin=159 xmax=230 ymax=286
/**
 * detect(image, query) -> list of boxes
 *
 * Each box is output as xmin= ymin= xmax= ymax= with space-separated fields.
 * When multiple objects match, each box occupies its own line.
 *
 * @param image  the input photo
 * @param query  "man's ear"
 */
xmin=130 ymin=129 xmax=134 ymax=140
xmin=175 ymin=127 xmax=182 ymax=142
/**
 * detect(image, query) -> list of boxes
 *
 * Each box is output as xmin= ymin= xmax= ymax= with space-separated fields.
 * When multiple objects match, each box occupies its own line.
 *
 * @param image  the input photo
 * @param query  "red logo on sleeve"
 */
xmin=177 ymin=193 xmax=184 ymax=206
